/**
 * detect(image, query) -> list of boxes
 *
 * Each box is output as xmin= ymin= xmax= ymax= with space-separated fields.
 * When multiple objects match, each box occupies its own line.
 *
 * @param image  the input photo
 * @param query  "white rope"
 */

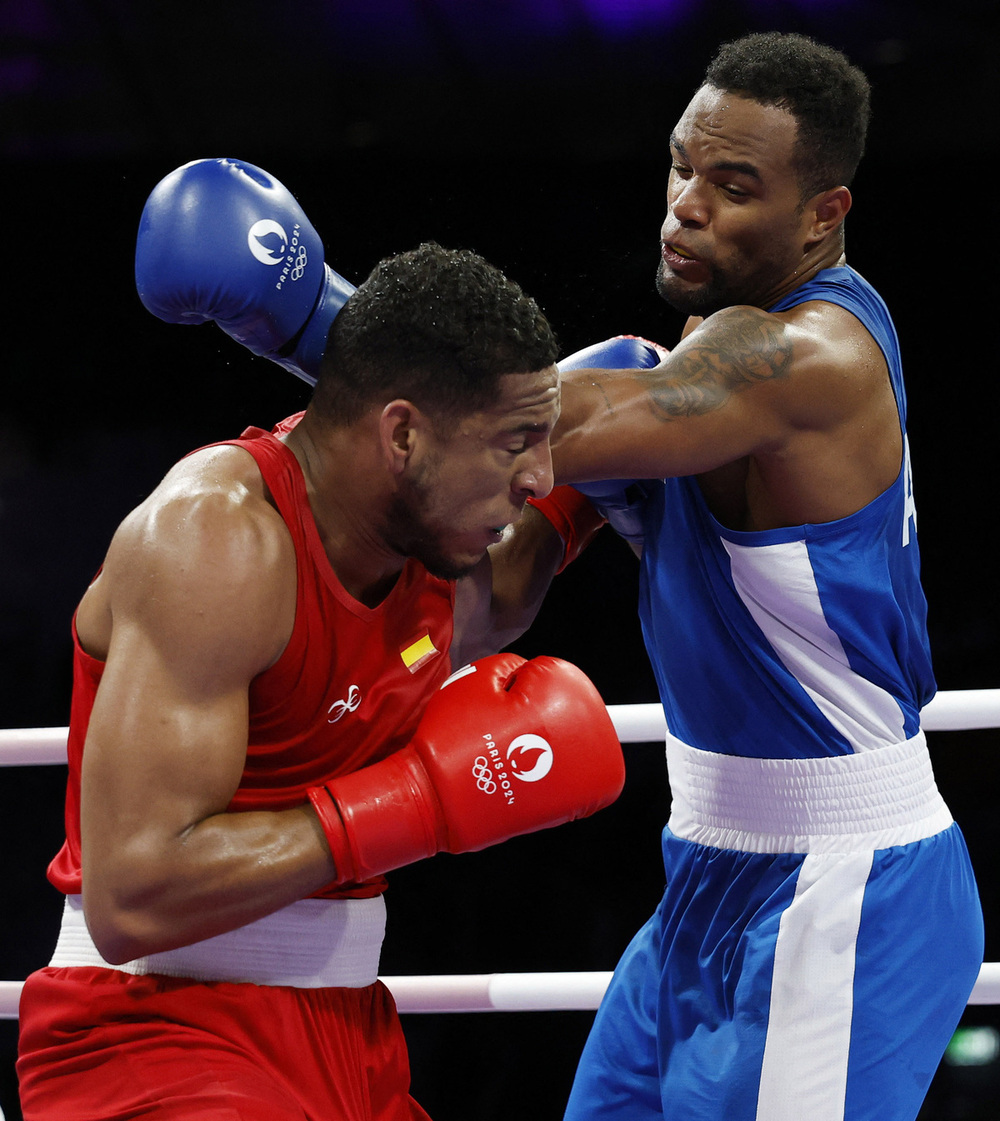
xmin=919 ymin=689 xmax=1000 ymax=731
xmin=2 ymin=691 xmax=997 ymax=1016
xmin=3 ymin=962 xmax=1000 ymax=1019
xmin=0 ymin=982 xmax=22 ymax=1018
xmin=0 ymin=726 xmax=69 ymax=767
xmin=1 ymin=689 xmax=998 ymax=766
xmin=380 ymin=970 xmax=616 ymax=1013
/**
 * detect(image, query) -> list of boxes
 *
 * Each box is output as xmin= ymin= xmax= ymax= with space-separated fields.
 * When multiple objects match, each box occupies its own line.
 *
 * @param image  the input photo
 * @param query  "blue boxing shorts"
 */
xmin=564 ymin=734 xmax=983 ymax=1121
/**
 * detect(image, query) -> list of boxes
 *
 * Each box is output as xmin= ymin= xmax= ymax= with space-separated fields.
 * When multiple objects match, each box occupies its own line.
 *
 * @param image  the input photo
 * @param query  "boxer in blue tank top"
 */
xmin=551 ymin=32 xmax=982 ymax=1121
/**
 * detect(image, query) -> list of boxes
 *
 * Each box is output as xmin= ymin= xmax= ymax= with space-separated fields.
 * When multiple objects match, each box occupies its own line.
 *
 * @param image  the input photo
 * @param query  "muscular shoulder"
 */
xmin=78 ymin=445 xmax=296 ymax=676
xmin=115 ymin=445 xmax=290 ymax=574
xmin=677 ymin=300 xmax=888 ymax=430
xmin=691 ymin=300 xmax=899 ymax=526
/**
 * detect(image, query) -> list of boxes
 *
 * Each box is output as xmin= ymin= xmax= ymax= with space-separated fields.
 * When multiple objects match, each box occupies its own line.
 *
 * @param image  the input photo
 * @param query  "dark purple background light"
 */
xmin=1 ymin=2 xmax=996 ymax=1118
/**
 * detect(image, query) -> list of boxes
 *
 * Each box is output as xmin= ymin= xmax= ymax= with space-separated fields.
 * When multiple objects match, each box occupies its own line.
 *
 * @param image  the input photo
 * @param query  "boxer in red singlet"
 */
xmin=17 ymin=230 xmax=623 ymax=1119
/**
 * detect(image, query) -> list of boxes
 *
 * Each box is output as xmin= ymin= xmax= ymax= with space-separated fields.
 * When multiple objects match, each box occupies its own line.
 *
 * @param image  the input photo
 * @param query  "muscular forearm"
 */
xmin=482 ymin=505 xmax=569 ymax=646
xmin=83 ymin=803 xmax=336 ymax=964
xmin=551 ymin=374 xmax=635 ymax=484
xmin=451 ymin=505 xmax=567 ymax=667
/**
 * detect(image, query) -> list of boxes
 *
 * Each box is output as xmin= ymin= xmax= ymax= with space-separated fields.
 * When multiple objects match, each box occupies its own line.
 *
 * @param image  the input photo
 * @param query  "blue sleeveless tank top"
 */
xmin=638 ymin=267 xmax=935 ymax=759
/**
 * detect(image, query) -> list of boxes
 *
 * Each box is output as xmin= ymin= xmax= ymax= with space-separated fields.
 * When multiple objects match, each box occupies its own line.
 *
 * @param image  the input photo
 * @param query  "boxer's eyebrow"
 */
xmin=670 ymin=134 xmax=762 ymax=182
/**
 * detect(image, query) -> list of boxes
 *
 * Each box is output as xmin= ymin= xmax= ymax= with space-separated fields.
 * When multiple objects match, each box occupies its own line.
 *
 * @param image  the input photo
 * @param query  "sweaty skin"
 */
xmin=74 ymin=367 xmax=564 ymax=964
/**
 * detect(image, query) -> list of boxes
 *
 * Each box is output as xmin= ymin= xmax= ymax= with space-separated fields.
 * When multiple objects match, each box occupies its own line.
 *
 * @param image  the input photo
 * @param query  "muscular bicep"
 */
xmin=82 ymin=617 xmax=256 ymax=862
xmin=552 ymin=305 xmax=801 ymax=483
xmin=79 ymin=479 xmax=301 ymax=953
xmin=82 ymin=484 xmax=292 ymax=804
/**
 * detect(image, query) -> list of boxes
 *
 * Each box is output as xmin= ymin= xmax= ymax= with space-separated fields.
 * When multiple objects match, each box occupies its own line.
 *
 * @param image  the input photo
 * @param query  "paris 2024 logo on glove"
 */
xmin=441 ymin=660 xmax=555 ymax=808
xmin=246 ymin=218 xmax=309 ymax=289
xmin=473 ymin=733 xmax=554 ymax=806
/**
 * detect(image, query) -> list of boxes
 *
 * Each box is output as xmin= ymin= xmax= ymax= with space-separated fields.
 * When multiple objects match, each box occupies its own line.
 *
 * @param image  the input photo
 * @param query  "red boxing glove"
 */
xmin=527 ymin=486 xmax=607 ymax=573
xmin=308 ymin=653 xmax=624 ymax=884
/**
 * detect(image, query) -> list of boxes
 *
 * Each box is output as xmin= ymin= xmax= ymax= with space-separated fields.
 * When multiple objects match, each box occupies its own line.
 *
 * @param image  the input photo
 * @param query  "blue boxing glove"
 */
xmin=564 ymin=477 xmax=658 ymax=553
xmin=557 ymin=335 xmax=669 ymax=552
xmin=556 ymin=334 xmax=668 ymax=374
xmin=135 ymin=158 xmax=357 ymax=385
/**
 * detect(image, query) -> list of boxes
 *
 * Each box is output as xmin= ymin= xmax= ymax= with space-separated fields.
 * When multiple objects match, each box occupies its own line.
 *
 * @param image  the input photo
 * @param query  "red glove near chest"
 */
xmin=308 ymin=653 xmax=624 ymax=884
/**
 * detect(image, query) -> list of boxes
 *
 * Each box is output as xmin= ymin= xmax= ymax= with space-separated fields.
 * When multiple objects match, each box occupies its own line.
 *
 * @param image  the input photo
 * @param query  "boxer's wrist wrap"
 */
xmin=527 ymin=486 xmax=607 ymax=574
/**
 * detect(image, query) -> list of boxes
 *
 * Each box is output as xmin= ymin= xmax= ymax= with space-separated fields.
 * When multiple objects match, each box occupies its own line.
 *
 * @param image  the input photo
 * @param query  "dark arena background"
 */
xmin=1 ymin=1 xmax=997 ymax=1117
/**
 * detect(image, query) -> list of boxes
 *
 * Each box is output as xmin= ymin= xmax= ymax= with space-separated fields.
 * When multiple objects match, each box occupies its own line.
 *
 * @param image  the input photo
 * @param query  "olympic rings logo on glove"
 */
xmin=472 ymin=756 xmax=498 ymax=794
xmin=289 ymin=245 xmax=309 ymax=282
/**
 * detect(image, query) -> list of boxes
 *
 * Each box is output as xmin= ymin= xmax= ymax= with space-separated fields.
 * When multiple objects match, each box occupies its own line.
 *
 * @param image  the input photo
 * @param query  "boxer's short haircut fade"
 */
xmin=314 ymin=242 xmax=559 ymax=428
xmin=703 ymin=32 xmax=872 ymax=200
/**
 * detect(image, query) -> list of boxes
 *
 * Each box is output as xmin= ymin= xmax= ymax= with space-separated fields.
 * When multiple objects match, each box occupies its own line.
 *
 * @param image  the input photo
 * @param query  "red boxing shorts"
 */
xmin=17 ymin=966 xmax=431 ymax=1120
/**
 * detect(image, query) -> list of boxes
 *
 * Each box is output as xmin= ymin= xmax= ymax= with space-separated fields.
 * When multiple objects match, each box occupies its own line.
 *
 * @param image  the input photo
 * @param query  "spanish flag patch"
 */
xmin=400 ymin=632 xmax=439 ymax=673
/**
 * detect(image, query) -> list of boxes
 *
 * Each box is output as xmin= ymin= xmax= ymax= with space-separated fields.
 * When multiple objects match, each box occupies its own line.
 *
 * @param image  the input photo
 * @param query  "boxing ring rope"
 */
xmin=2 ymin=688 xmax=999 ymax=1019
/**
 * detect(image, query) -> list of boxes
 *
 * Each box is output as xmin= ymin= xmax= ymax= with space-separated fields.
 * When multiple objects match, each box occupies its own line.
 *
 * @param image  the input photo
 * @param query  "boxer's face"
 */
xmin=385 ymin=366 xmax=560 ymax=579
xmin=656 ymin=85 xmax=816 ymax=317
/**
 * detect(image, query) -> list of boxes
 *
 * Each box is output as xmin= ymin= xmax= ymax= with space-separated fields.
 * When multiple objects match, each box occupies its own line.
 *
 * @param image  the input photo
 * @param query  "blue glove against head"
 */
xmin=556 ymin=334 xmax=668 ymax=373
xmin=557 ymin=335 xmax=669 ymax=550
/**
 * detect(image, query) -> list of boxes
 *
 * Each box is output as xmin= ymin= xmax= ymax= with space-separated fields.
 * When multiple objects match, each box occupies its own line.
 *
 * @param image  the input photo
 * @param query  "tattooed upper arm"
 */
xmin=553 ymin=306 xmax=803 ymax=482
xmin=650 ymin=306 xmax=794 ymax=420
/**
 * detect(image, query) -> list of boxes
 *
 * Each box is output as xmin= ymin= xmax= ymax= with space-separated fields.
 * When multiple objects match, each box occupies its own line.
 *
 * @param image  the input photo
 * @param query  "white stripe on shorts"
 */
xmin=755 ymin=850 xmax=872 ymax=1121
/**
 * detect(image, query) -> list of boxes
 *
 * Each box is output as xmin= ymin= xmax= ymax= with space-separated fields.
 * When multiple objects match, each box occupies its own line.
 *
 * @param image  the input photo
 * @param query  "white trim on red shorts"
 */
xmin=49 ymin=893 xmax=386 ymax=987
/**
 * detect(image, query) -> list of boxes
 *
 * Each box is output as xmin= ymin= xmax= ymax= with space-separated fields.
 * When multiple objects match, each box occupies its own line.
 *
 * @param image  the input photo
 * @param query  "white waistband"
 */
xmin=665 ymin=731 xmax=953 ymax=854
xmin=49 ymin=894 xmax=387 ymax=988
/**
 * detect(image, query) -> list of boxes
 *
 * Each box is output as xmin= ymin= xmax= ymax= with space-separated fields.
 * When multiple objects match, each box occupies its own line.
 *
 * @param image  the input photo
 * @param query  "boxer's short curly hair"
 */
xmin=704 ymin=32 xmax=871 ymax=199
xmin=314 ymin=242 xmax=558 ymax=427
